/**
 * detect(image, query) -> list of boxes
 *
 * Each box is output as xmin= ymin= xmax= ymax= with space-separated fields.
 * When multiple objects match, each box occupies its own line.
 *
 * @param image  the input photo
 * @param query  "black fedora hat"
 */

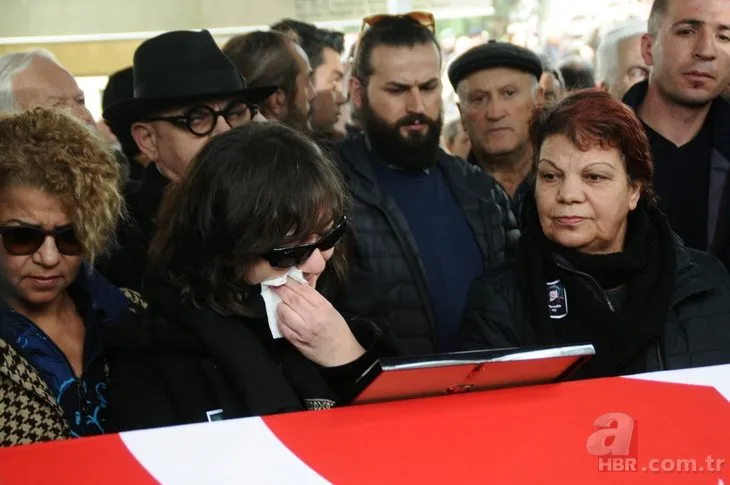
xmin=104 ymin=30 xmax=276 ymax=124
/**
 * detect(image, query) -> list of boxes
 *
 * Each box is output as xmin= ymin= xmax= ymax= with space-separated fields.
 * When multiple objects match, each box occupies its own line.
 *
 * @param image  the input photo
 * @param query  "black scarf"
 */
xmin=143 ymin=279 xmax=338 ymax=417
xmin=518 ymin=197 xmax=677 ymax=378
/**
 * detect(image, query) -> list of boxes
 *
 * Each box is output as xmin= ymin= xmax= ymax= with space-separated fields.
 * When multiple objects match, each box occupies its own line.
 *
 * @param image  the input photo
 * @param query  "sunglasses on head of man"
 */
xmin=360 ymin=11 xmax=436 ymax=33
xmin=143 ymin=100 xmax=259 ymax=137
xmin=349 ymin=11 xmax=436 ymax=66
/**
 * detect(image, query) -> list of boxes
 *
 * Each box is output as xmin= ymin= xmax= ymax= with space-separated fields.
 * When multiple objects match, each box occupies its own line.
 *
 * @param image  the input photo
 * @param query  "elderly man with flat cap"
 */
xmin=98 ymin=30 xmax=276 ymax=292
xmin=449 ymin=41 xmax=545 ymax=210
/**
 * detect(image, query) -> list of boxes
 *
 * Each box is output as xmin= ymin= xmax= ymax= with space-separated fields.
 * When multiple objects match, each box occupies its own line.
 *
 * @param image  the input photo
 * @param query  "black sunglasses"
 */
xmin=144 ymin=101 xmax=259 ymax=137
xmin=0 ymin=225 xmax=83 ymax=256
xmin=261 ymin=219 xmax=347 ymax=269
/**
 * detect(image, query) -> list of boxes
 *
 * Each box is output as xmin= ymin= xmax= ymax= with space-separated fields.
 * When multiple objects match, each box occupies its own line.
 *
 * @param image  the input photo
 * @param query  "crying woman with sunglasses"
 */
xmin=105 ymin=123 xmax=397 ymax=431
xmin=0 ymin=109 xmax=136 ymax=446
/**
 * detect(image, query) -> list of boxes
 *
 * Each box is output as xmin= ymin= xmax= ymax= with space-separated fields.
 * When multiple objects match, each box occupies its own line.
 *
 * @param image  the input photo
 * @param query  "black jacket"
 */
xmin=337 ymin=134 xmax=519 ymax=356
xmin=97 ymin=164 xmax=169 ymax=292
xmin=461 ymin=239 xmax=730 ymax=372
xmin=466 ymin=150 xmax=534 ymax=225
xmin=623 ymin=81 xmax=730 ymax=270
xmin=105 ymin=278 xmax=395 ymax=432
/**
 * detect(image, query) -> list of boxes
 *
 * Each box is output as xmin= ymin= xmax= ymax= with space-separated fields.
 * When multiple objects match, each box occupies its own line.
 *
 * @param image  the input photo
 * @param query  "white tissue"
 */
xmin=260 ymin=267 xmax=307 ymax=339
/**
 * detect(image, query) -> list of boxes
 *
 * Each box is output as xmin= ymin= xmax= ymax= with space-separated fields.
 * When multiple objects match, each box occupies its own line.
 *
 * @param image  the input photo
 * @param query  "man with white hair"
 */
xmin=449 ymin=41 xmax=545 ymax=200
xmin=595 ymin=20 xmax=650 ymax=100
xmin=0 ymin=49 xmax=94 ymax=126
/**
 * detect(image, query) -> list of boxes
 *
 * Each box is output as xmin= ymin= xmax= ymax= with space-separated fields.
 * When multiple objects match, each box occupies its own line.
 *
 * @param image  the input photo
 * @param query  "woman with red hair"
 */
xmin=461 ymin=89 xmax=730 ymax=378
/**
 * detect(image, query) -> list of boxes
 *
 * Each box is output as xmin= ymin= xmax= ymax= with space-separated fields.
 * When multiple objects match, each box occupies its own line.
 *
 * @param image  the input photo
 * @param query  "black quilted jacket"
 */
xmin=461 ymin=240 xmax=730 ymax=373
xmin=337 ymin=134 xmax=520 ymax=356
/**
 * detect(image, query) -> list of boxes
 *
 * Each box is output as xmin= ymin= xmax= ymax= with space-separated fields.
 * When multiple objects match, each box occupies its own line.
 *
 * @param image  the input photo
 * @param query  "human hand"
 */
xmin=274 ymin=278 xmax=365 ymax=367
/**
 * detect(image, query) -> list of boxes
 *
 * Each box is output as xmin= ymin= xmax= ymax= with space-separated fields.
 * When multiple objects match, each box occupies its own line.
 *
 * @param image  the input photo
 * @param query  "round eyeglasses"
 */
xmin=144 ymin=101 xmax=259 ymax=137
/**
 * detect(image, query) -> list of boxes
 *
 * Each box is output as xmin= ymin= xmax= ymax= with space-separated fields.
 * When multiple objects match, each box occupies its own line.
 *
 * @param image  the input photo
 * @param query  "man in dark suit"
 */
xmin=623 ymin=0 xmax=730 ymax=269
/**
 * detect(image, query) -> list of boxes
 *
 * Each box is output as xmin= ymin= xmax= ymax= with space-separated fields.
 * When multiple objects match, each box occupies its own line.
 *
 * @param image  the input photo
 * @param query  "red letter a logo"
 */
xmin=586 ymin=412 xmax=635 ymax=456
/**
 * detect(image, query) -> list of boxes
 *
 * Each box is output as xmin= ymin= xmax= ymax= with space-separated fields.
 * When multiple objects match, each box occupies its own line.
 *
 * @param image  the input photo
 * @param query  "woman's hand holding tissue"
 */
xmin=274 ymin=279 xmax=366 ymax=367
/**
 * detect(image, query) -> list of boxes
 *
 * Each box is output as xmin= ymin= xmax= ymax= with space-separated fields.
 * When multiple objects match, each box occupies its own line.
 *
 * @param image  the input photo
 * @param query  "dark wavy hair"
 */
xmin=529 ymin=89 xmax=657 ymax=206
xmin=149 ymin=122 xmax=351 ymax=316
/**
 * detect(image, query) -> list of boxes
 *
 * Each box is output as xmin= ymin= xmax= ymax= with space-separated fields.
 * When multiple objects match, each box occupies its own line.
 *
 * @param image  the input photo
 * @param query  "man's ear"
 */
xmin=641 ymin=33 xmax=655 ymax=67
xmin=456 ymin=101 xmax=468 ymax=132
xmin=350 ymin=77 xmax=365 ymax=110
xmin=535 ymin=85 xmax=546 ymax=105
xmin=131 ymin=122 xmax=158 ymax=162
xmin=262 ymin=89 xmax=287 ymax=121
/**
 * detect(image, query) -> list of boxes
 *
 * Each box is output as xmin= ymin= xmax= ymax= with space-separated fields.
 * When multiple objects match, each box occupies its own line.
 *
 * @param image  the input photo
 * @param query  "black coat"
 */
xmin=461 ymin=239 xmax=730 ymax=372
xmin=623 ymin=81 xmax=730 ymax=270
xmin=105 ymin=278 xmax=396 ymax=432
xmin=337 ymin=134 xmax=520 ymax=356
xmin=97 ymin=164 xmax=168 ymax=292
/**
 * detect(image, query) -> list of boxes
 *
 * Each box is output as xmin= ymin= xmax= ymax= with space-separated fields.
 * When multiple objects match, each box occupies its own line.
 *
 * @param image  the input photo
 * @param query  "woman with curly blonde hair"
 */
xmin=0 ymin=107 xmax=132 ymax=446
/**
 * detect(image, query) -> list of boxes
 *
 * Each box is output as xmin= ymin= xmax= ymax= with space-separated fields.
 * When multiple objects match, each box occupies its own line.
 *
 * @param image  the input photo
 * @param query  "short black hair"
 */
xmin=558 ymin=56 xmax=596 ymax=90
xmin=353 ymin=16 xmax=440 ymax=85
xmin=150 ymin=122 xmax=351 ymax=316
xmin=271 ymin=19 xmax=345 ymax=70
xmin=648 ymin=0 xmax=670 ymax=35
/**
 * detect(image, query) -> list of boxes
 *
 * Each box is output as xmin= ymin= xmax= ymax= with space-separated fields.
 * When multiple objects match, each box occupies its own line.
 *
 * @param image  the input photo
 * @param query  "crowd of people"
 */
xmin=0 ymin=0 xmax=729 ymax=447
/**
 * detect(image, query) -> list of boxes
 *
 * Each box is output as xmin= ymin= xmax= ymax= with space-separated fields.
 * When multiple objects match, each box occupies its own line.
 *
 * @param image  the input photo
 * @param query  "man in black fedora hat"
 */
xmin=98 ymin=29 xmax=276 ymax=292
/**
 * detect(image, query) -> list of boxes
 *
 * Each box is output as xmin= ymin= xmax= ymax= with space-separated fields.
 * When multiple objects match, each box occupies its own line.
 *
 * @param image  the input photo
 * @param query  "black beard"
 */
xmin=361 ymin=95 xmax=442 ymax=171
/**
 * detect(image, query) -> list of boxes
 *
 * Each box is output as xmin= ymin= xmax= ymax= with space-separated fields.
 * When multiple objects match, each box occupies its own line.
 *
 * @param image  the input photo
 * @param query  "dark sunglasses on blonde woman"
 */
xmin=261 ymin=218 xmax=347 ymax=269
xmin=0 ymin=225 xmax=83 ymax=256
